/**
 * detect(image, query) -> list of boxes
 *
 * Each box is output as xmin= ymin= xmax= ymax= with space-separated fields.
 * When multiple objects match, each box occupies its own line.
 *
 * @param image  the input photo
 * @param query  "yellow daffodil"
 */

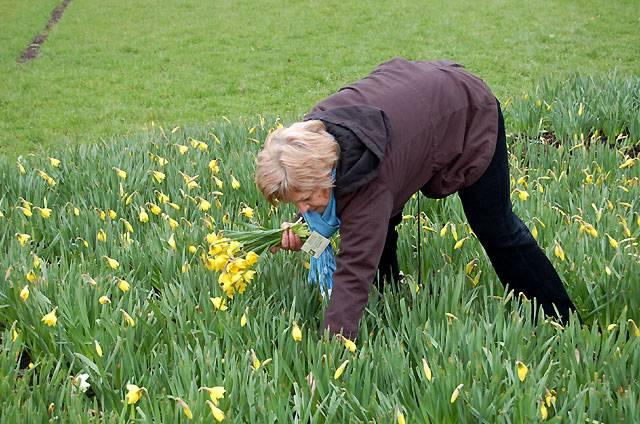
xmin=148 ymin=203 xmax=162 ymax=216
xmin=122 ymin=219 xmax=134 ymax=233
xmin=152 ymin=170 xmax=166 ymax=183
xmin=34 ymin=207 xmax=52 ymax=219
xmin=545 ymin=389 xmax=557 ymax=407
xmin=397 ymin=409 xmax=406 ymax=424
xmin=206 ymin=400 xmax=225 ymax=422
xmin=540 ymin=401 xmax=548 ymax=420
xmin=453 ymin=237 xmax=469 ymax=250
xmin=19 ymin=285 xmax=29 ymax=301
xmin=16 ymin=233 xmax=31 ymax=246
xmin=108 ymin=209 xmax=117 ymax=220
xmin=26 ymin=270 xmax=37 ymax=282
xmin=103 ymin=256 xmax=120 ymax=269
xmin=199 ymin=198 xmax=211 ymax=212
xmin=605 ymin=234 xmax=619 ymax=249
xmin=166 ymin=215 xmax=179 ymax=230
xmin=245 ymin=251 xmax=259 ymax=266
xmin=209 ymin=159 xmax=220 ymax=174
xmin=338 ymin=335 xmax=357 ymax=353
xmin=628 ymin=319 xmax=640 ymax=337
xmin=125 ymin=384 xmax=145 ymax=405
xmin=17 ymin=206 xmax=33 ymax=217
xmin=49 ymin=157 xmax=61 ymax=167
xmin=99 ymin=296 xmax=111 ymax=304
xmin=291 ymin=322 xmax=302 ymax=342
xmin=176 ymin=144 xmax=189 ymax=155
xmin=172 ymin=397 xmax=193 ymax=420
xmin=42 ymin=307 xmax=58 ymax=327
xmin=450 ymin=384 xmax=464 ymax=403
xmin=516 ymin=360 xmax=528 ymax=382
xmin=113 ymin=167 xmax=127 ymax=179
xmin=554 ymin=243 xmax=565 ymax=261
xmin=121 ymin=309 xmax=135 ymax=327
xmin=188 ymin=245 xmax=197 ymax=254
xmin=213 ymin=176 xmax=224 ymax=189
xmin=619 ymin=157 xmax=636 ymax=169
xmin=231 ymin=175 xmax=240 ymax=190
xmin=422 ymin=358 xmax=433 ymax=382
xmin=241 ymin=311 xmax=248 ymax=327
xmin=240 ymin=207 xmax=254 ymax=219
xmin=17 ymin=160 xmax=26 ymax=174
xmin=200 ymin=386 xmax=226 ymax=405
xmin=118 ymin=279 xmax=130 ymax=292
xmin=334 ymin=360 xmax=349 ymax=380
xmin=12 ymin=328 xmax=19 ymax=342
xmin=210 ymin=296 xmax=228 ymax=311
xmin=167 ymin=233 xmax=177 ymax=250
xmin=439 ymin=224 xmax=448 ymax=237
xmin=139 ymin=207 xmax=149 ymax=223
xmin=95 ymin=340 xmax=103 ymax=357
xmin=156 ymin=191 xmax=170 ymax=204
xmin=97 ymin=229 xmax=107 ymax=242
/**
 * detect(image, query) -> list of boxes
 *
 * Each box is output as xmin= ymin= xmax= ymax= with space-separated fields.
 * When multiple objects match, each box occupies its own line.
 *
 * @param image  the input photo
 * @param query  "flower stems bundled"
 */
xmin=224 ymin=220 xmax=310 ymax=255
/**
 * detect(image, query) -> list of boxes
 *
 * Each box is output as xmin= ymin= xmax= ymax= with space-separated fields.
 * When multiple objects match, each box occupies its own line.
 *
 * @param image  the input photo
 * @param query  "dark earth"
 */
xmin=18 ymin=0 xmax=72 ymax=63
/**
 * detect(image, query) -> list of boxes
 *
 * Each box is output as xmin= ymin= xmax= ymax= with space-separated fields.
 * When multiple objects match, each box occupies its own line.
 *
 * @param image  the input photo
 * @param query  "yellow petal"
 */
xmin=422 ymin=358 xmax=432 ymax=382
xmin=516 ymin=360 xmax=528 ymax=382
xmin=334 ymin=360 xmax=349 ymax=380
xmin=95 ymin=340 xmax=103 ymax=357
xmin=450 ymin=383 xmax=464 ymax=403
xmin=19 ymin=285 xmax=30 ymax=302
xmin=291 ymin=323 xmax=302 ymax=342
xmin=206 ymin=400 xmax=225 ymax=422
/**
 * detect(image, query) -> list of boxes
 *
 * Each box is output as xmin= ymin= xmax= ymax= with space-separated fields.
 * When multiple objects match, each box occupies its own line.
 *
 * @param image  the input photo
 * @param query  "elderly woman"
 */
xmin=255 ymin=58 xmax=578 ymax=339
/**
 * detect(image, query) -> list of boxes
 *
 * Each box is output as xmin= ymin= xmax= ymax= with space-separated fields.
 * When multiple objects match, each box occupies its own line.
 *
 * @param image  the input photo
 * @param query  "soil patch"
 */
xmin=18 ymin=0 xmax=72 ymax=63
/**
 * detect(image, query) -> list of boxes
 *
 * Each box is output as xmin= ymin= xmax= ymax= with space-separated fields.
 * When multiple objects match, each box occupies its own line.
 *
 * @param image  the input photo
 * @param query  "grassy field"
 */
xmin=1 ymin=0 xmax=640 ymax=158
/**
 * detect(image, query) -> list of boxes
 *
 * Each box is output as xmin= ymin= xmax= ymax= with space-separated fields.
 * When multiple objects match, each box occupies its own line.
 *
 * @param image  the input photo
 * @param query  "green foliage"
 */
xmin=507 ymin=73 xmax=640 ymax=150
xmin=1 ymin=112 xmax=638 ymax=421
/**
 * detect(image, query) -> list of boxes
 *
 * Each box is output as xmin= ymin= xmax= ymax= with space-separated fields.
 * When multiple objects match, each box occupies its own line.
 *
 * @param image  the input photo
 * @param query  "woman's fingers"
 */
xmin=280 ymin=229 xmax=303 ymax=251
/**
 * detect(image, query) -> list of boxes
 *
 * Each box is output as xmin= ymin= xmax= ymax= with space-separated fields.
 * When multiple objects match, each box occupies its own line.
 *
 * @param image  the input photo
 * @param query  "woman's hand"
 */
xmin=271 ymin=222 xmax=303 ymax=253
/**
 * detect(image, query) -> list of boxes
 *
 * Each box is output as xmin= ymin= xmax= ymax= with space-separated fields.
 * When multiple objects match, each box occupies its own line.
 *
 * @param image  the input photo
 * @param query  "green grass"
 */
xmin=0 ymin=112 xmax=638 ymax=421
xmin=1 ymin=0 xmax=640 ymax=158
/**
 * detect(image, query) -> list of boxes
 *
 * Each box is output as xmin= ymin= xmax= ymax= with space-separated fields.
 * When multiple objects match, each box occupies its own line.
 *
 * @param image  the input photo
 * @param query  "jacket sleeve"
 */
xmin=322 ymin=185 xmax=394 ymax=339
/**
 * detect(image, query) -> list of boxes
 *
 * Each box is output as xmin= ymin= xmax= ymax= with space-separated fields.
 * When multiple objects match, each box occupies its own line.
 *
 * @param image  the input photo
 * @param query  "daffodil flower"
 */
xmin=103 ymin=256 xmax=120 ymax=269
xmin=121 ymin=309 xmax=135 ymax=327
xmin=334 ymin=360 xmax=349 ymax=380
xmin=16 ymin=233 xmax=31 ymax=246
xmin=450 ymin=383 xmax=464 ymax=403
xmin=422 ymin=358 xmax=433 ymax=382
xmin=113 ymin=167 xmax=127 ymax=179
xmin=152 ymin=170 xmax=166 ymax=183
xmin=210 ymin=296 xmax=228 ymax=311
xmin=125 ymin=384 xmax=146 ymax=405
xmin=516 ymin=360 xmax=528 ymax=382
xmin=200 ymin=386 xmax=226 ymax=405
xmin=206 ymin=400 xmax=225 ymax=422
xmin=139 ymin=207 xmax=149 ymax=223
xmin=209 ymin=159 xmax=220 ymax=174
xmin=231 ymin=175 xmax=240 ymax=190
xmin=291 ymin=322 xmax=302 ymax=342
xmin=240 ymin=207 xmax=254 ymax=219
xmin=42 ymin=307 xmax=58 ymax=327
xmin=117 ymin=279 xmax=130 ymax=293
xmin=19 ymin=285 xmax=29 ymax=301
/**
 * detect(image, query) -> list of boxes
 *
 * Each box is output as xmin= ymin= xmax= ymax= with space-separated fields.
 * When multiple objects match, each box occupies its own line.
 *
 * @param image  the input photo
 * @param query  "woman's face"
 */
xmin=287 ymin=188 xmax=331 ymax=214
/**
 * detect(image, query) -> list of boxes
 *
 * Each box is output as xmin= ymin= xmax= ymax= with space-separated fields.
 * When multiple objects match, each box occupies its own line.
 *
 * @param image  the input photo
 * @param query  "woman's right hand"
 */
xmin=271 ymin=222 xmax=303 ymax=253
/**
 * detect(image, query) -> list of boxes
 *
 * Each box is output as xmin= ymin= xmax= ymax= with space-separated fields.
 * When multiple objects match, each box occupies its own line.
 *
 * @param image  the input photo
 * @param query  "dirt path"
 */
xmin=18 ymin=0 xmax=72 ymax=63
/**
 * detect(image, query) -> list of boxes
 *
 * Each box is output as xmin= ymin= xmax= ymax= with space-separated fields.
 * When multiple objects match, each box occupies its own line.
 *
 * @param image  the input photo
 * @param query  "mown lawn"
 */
xmin=1 ymin=0 xmax=640 ymax=157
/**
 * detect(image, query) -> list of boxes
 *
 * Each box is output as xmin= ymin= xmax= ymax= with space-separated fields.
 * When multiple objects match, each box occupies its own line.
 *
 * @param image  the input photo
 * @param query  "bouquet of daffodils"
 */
xmin=202 ymin=220 xmax=309 ymax=298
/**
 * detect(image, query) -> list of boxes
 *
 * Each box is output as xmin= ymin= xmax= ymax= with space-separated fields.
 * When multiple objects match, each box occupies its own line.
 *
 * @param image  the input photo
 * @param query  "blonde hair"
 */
xmin=255 ymin=120 xmax=339 ymax=204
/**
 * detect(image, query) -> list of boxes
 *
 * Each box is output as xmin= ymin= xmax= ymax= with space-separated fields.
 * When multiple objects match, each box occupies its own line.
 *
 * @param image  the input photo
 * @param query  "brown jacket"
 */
xmin=304 ymin=58 xmax=499 ymax=339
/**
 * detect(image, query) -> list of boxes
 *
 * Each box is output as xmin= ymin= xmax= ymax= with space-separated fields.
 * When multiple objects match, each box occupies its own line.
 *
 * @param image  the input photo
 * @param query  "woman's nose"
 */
xmin=296 ymin=202 xmax=309 ymax=214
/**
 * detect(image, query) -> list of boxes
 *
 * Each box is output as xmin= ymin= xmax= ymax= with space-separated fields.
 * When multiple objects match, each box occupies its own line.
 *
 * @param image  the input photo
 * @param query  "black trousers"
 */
xmin=377 ymin=102 xmax=578 ymax=323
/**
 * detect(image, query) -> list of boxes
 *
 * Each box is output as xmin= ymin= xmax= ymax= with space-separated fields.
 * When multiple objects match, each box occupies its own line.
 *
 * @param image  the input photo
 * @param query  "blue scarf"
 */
xmin=302 ymin=186 xmax=340 ymax=297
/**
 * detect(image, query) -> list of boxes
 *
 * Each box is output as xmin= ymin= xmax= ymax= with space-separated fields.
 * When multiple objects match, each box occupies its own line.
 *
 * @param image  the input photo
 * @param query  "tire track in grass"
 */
xmin=18 ymin=0 xmax=72 ymax=63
